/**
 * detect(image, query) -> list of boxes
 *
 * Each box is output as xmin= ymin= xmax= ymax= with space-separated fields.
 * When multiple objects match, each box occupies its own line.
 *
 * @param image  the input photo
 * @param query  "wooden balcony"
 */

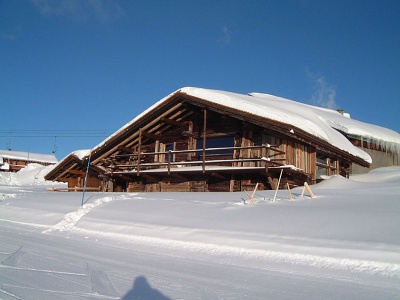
xmin=106 ymin=145 xmax=287 ymax=177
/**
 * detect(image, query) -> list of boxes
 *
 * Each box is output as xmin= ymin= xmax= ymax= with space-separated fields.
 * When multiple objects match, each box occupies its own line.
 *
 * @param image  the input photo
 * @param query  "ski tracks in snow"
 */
xmin=0 ymin=246 xmax=119 ymax=299
xmin=43 ymin=196 xmax=115 ymax=233
xmin=72 ymin=226 xmax=400 ymax=280
xmin=41 ymin=194 xmax=400 ymax=281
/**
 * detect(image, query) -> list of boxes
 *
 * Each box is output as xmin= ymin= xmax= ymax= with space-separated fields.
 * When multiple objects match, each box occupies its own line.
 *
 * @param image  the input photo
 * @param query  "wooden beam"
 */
xmin=118 ymin=146 xmax=136 ymax=154
xmin=141 ymin=130 xmax=161 ymax=141
xmin=68 ymin=169 xmax=86 ymax=175
xmin=171 ymin=173 xmax=188 ymax=180
xmin=160 ymin=117 xmax=186 ymax=127
xmin=114 ymin=174 xmax=135 ymax=182
xmin=267 ymin=176 xmax=276 ymax=190
xmin=141 ymin=173 xmax=160 ymax=181
xmin=210 ymin=172 xmax=226 ymax=179
xmin=56 ymin=177 xmax=71 ymax=182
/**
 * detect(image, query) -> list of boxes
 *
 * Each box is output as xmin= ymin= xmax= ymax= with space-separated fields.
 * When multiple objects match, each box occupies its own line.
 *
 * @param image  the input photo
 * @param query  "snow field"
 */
xmin=0 ymin=164 xmax=399 ymax=299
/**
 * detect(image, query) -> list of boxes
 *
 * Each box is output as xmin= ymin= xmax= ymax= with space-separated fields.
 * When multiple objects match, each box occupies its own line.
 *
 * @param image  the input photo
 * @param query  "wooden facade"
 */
xmin=46 ymin=90 xmax=371 ymax=192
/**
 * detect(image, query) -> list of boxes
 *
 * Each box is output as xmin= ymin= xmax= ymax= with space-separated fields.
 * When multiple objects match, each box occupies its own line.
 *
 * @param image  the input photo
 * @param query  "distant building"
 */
xmin=0 ymin=150 xmax=58 ymax=172
xmin=45 ymin=87 xmax=400 ymax=192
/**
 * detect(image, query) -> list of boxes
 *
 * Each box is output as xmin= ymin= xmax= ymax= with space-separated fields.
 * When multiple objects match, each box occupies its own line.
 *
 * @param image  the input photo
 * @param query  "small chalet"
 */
xmin=44 ymin=150 xmax=104 ymax=191
xmin=0 ymin=150 xmax=58 ymax=172
xmin=45 ymin=87 xmax=400 ymax=192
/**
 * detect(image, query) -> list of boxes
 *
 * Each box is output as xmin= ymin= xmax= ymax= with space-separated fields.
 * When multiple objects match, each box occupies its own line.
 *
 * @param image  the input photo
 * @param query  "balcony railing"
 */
xmin=108 ymin=144 xmax=286 ymax=175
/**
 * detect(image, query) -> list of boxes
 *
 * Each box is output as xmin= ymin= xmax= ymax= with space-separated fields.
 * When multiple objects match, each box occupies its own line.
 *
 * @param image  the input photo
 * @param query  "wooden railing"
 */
xmin=109 ymin=144 xmax=286 ymax=175
xmin=48 ymin=186 xmax=101 ymax=192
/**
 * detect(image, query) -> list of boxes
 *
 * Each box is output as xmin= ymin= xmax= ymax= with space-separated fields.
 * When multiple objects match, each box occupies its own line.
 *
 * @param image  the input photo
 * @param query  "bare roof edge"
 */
xmin=82 ymin=87 xmax=399 ymax=164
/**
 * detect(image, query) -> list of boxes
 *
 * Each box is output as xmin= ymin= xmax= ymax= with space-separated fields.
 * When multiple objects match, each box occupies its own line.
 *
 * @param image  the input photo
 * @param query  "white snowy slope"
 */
xmin=0 ymin=164 xmax=399 ymax=299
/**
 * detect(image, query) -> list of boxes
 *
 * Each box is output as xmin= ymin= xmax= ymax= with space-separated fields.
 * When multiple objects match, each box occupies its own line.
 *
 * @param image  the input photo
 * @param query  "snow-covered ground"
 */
xmin=0 ymin=164 xmax=399 ymax=299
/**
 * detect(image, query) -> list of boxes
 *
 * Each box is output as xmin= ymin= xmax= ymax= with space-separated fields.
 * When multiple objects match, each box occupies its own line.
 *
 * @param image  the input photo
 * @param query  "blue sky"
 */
xmin=1 ymin=0 xmax=399 ymax=160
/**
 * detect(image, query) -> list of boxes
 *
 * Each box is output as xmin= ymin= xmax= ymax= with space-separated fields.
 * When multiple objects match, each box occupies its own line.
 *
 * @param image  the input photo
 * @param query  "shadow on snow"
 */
xmin=122 ymin=276 xmax=171 ymax=300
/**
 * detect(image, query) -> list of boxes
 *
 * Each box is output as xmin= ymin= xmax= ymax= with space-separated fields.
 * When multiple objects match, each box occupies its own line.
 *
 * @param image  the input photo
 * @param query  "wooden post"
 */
xmin=229 ymin=174 xmax=235 ymax=192
xmin=301 ymin=182 xmax=315 ymax=198
xmin=244 ymin=183 xmax=259 ymax=204
xmin=309 ymin=146 xmax=316 ymax=184
xmin=154 ymin=140 xmax=159 ymax=162
xmin=272 ymin=169 xmax=283 ymax=202
xmin=137 ymin=128 xmax=142 ymax=176
xmin=287 ymin=182 xmax=293 ymax=201
xmin=167 ymin=150 xmax=171 ymax=175
xmin=187 ymin=121 xmax=194 ymax=161
xmin=304 ymin=182 xmax=315 ymax=198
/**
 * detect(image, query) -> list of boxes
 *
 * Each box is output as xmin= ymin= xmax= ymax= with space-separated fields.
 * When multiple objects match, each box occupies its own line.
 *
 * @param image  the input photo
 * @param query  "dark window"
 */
xmin=253 ymin=135 xmax=262 ymax=146
xmin=165 ymin=144 xmax=174 ymax=162
xmin=197 ymin=136 xmax=234 ymax=155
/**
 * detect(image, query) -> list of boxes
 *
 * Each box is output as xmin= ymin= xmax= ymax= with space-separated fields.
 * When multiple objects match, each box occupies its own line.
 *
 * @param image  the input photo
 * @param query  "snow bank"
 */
xmin=0 ymin=164 xmax=65 ymax=187
xmin=350 ymin=166 xmax=400 ymax=183
xmin=313 ymin=166 xmax=400 ymax=189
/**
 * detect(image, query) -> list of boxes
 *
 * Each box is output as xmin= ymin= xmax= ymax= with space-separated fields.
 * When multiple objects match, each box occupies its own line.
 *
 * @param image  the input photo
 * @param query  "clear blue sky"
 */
xmin=1 ymin=0 xmax=399 ymax=160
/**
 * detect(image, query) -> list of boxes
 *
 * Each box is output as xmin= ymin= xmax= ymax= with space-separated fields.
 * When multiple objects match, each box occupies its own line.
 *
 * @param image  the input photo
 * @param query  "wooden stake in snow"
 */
xmin=272 ymin=169 xmax=283 ymax=202
xmin=287 ymin=182 xmax=293 ymax=201
xmin=301 ymin=182 xmax=315 ymax=198
xmin=244 ymin=183 xmax=259 ymax=204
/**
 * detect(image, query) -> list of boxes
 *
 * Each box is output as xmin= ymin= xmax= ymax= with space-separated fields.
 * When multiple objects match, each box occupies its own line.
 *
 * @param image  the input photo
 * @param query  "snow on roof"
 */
xmin=250 ymin=92 xmax=400 ymax=154
xmin=0 ymin=150 xmax=58 ymax=164
xmin=92 ymin=87 xmax=400 ymax=164
xmin=54 ymin=149 xmax=91 ymax=167
xmin=181 ymin=88 xmax=373 ymax=163
xmin=72 ymin=149 xmax=92 ymax=160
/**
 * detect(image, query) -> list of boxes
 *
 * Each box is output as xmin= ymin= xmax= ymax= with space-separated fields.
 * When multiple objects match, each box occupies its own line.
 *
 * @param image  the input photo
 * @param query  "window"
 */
xmin=197 ymin=136 xmax=234 ymax=155
xmin=316 ymin=151 xmax=338 ymax=177
xmin=165 ymin=144 xmax=174 ymax=162
xmin=253 ymin=135 xmax=262 ymax=146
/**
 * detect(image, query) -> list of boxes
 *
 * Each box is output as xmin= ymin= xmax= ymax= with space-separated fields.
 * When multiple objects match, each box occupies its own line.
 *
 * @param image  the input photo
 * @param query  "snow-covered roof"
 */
xmin=249 ymin=92 xmax=400 ymax=154
xmin=54 ymin=149 xmax=91 ymax=166
xmin=92 ymin=87 xmax=400 ymax=164
xmin=0 ymin=150 xmax=58 ymax=164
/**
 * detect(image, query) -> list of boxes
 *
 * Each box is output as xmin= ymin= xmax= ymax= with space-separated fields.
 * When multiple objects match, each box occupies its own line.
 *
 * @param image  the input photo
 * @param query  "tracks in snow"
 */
xmin=71 ymin=226 xmax=400 ymax=279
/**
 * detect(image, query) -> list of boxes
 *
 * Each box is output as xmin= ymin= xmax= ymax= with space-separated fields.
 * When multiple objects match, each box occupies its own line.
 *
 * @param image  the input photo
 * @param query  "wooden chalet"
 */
xmin=45 ymin=87 xmax=390 ymax=192
xmin=44 ymin=150 xmax=104 ymax=191
xmin=0 ymin=150 xmax=58 ymax=172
